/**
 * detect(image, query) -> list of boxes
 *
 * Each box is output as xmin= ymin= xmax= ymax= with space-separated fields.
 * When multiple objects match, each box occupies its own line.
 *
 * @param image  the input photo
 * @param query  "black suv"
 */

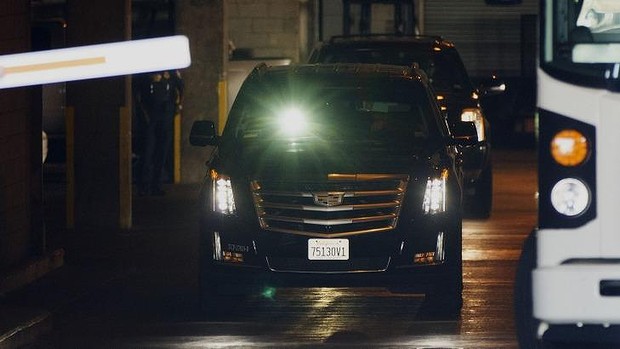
xmin=190 ymin=63 xmax=478 ymax=316
xmin=309 ymin=35 xmax=493 ymax=218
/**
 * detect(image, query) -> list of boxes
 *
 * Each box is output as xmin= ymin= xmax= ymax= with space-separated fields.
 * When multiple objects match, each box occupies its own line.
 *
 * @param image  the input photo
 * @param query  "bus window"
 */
xmin=542 ymin=0 xmax=620 ymax=88
xmin=577 ymin=0 xmax=620 ymax=33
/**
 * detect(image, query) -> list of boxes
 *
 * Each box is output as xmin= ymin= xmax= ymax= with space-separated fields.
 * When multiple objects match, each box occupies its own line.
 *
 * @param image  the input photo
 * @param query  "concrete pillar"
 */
xmin=299 ymin=0 xmax=315 ymax=61
xmin=0 ymin=0 xmax=36 ymax=267
xmin=177 ymin=0 xmax=227 ymax=183
xmin=65 ymin=0 xmax=132 ymax=231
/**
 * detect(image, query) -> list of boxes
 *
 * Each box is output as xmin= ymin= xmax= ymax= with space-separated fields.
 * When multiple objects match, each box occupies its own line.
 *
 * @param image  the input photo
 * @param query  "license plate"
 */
xmin=308 ymin=239 xmax=349 ymax=260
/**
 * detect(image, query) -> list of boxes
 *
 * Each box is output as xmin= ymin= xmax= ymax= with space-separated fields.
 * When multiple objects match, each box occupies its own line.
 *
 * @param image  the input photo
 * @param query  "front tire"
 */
xmin=467 ymin=164 xmax=493 ymax=219
xmin=200 ymin=264 xmax=255 ymax=319
xmin=421 ymin=219 xmax=463 ymax=318
xmin=514 ymin=230 xmax=545 ymax=349
xmin=421 ymin=265 xmax=463 ymax=317
xmin=199 ymin=239 xmax=251 ymax=319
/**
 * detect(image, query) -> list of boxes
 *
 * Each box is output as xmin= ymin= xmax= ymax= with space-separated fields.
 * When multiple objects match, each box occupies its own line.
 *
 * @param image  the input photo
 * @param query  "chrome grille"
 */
xmin=251 ymin=174 xmax=409 ymax=237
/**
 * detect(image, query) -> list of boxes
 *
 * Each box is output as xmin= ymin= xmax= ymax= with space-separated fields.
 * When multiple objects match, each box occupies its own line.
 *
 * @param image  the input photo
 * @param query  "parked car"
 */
xmin=190 ymin=63 xmax=480 ymax=317
xmin=308 ymin=35 xmax=496 ymax=218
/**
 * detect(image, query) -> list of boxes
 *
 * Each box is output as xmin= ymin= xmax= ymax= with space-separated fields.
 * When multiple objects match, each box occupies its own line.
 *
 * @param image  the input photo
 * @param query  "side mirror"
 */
xmin=450 ymin=121 xmax=478 ymax=146
xmin=189 ymin=120 xmax=218 ymax=146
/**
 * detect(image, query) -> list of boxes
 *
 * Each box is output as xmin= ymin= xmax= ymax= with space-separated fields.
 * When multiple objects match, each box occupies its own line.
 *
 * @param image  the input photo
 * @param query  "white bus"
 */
xmin=515 ymin=0 xmax=620 ymax=347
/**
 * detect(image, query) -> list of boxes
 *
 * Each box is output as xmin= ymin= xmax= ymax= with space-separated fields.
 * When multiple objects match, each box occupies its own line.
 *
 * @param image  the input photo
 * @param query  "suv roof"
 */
xmin=308 ymin=35 xmax=457 ymax=60
xmin=308 ymin=34 xmax=473 ymax=97
xmin=248 ymin=62 xmax=430 ymax=84
xmin=326 ymin=34 xmax=455 ymax=48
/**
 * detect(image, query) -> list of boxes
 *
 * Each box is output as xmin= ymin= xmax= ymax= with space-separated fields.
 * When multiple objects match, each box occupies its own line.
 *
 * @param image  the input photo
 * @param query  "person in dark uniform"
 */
xmin=161 ymin=70 xmax=184 ymax=184
xmin=165 ymin=69 xmax=184 ymax=112
xmin=137 ymin=71 xmax=175 ymax=196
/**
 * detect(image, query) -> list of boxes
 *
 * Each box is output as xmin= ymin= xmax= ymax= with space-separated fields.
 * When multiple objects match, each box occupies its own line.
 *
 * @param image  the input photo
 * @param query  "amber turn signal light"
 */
xmin=550 ymin=129 xmax=588 ymax=167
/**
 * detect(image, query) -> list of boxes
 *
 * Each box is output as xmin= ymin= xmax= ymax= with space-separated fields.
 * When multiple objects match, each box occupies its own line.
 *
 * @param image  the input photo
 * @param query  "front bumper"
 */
xmin=204 ymin=258 xmax=453 ymax=293
xmin=200 ymin=213 xmax=459 ymax=291
xmin=533 ymin=263 xmax=620 ymax=325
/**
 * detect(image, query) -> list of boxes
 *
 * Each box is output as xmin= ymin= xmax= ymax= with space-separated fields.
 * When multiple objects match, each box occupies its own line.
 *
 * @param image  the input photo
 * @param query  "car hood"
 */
xmin=217 ymin=140 xmax=447 ymax=180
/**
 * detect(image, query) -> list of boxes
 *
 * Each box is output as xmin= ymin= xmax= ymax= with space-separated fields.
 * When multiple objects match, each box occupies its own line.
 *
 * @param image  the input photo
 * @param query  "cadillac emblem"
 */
xmin=313 ymin=192 xmax=345 ymax=207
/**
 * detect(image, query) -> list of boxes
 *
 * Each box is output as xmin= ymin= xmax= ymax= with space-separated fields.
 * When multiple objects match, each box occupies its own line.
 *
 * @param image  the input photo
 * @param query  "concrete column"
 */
xmin=299 ymin=0 xmax=314 ymax=61
xmin=177 ymin=0 xmax=227 ymax=183
xmin=65 ymin=0 xmax=132 ymax=231
xmin=0 ymin=0 xmax=35 ymax=268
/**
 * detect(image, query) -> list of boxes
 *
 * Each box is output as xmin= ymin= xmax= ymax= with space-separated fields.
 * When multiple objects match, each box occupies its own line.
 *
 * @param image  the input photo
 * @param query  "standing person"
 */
xmin=137 ymin=71 xmax=174 ymax=196
xmin=161 ymin=70 xmax=184 ymax=183
xmin=166 ymin=69 xmax=184 ymax=113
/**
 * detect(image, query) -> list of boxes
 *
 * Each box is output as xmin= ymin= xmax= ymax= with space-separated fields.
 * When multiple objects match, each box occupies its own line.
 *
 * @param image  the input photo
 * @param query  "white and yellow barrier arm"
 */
xmin=0 ymin=35 xmax=191 ymax=88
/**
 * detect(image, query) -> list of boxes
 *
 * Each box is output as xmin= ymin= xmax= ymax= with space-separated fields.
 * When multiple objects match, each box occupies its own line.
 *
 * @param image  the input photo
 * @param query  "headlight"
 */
xmin=423 ymin=169 xmax=448 ymax=215
xmin=461 ymin=108 xmax=485 ymax=141
xmin=550 ymin=178 xmax=590 ymax=217
xmin=211 ymin=169 xmax=236 ymax=215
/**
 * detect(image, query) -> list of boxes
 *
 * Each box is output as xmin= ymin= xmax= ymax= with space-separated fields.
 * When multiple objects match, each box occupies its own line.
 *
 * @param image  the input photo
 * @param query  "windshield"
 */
xmin=543 ymin=0 xmax=620 ymax=87
xmin=223 ymin=75 xmax=443 ymax=150
xmin=316 ymin=47 xmax=472 ymax=93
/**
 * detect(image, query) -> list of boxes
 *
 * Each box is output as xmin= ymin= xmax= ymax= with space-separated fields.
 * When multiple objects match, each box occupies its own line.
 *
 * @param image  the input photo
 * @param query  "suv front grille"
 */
xmin=251 ymin=174 xmax=409 ymax=238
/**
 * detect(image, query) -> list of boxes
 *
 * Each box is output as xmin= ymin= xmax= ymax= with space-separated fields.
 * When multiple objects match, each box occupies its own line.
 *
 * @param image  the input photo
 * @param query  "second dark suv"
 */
xmin=190 ymin=63 xmax=479 ymax=317
xmin=309 ymin=35 xmax=493 ymax=218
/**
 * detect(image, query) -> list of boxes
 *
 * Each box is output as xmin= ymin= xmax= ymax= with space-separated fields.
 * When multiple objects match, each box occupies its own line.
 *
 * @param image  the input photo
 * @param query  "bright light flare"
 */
xmin=278 ymin=106 xmax=308 ymax=136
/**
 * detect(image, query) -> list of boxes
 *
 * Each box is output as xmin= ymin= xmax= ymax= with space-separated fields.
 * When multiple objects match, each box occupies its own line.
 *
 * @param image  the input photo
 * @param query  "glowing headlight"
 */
xmin=551 ymin=129 xmax=588 ymax=167
xmin=550 ymin=178 xmax=590 ymax=217
xmin=278 ymin=106 xmax=307 ymax=136
xmin=423 ymin=170 xmax=448 ymax=215
xmin=210 ymin=170 xmax=236 ymax=215
xmin=461 ymin=108 xmax=485 ymax=141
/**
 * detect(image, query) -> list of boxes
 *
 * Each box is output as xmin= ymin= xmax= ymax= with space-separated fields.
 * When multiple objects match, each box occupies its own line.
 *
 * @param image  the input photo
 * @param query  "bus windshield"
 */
xmin=543 ymin=0 xmax=620 ymax=87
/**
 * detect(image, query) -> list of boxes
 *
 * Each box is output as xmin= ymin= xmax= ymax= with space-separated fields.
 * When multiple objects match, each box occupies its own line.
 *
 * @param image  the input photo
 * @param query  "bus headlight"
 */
xmin=460 ymin=108 xmax=485 ymax=141
xmin=423 ymin=170 xmax=448 ymax=215
xmin=211 ymin=170 xmax=236 ymax=215
xmin=550 ymin=178 xmax=590 ymax=217
xmin=551 ymin=129 xmax=589 ymax=166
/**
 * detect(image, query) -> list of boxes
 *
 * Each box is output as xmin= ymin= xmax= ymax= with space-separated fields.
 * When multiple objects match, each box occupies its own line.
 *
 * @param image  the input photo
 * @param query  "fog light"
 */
xmin=435 ymin=231 xmax=445 ymax=263
xmin=213 ymin=231 xmax=223 ymax=261
xmin=414 ymin=252 xmax=436 ymax=264
xmin=550 ymin=178 xmax=590 ymax=216
xmin=223 ymin=251 xmax=244 ymax=263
